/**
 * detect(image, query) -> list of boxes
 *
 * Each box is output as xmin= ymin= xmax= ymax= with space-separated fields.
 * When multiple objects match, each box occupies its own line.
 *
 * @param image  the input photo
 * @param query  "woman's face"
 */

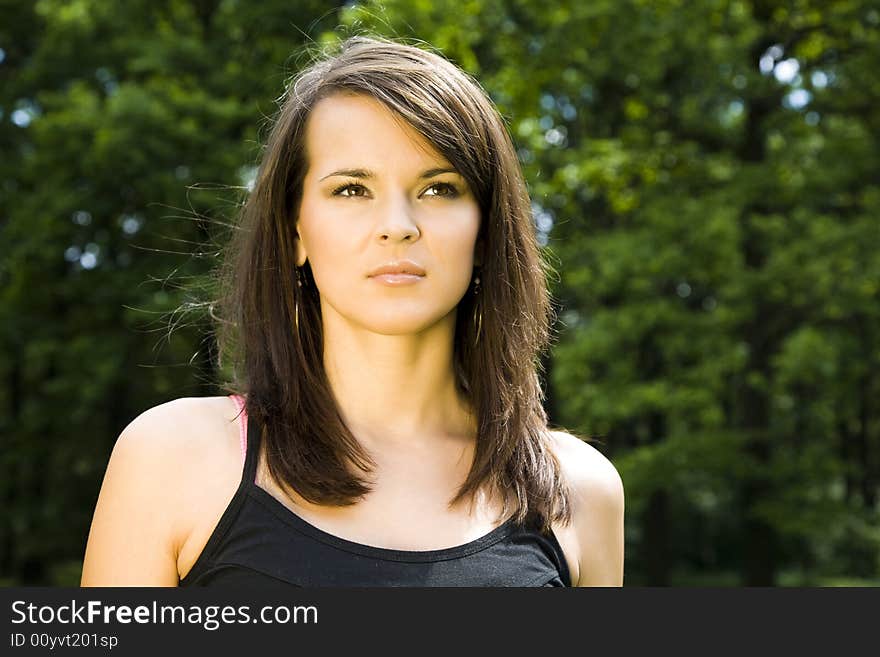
xmin=295 ymin=92 xmax=482 ymax=336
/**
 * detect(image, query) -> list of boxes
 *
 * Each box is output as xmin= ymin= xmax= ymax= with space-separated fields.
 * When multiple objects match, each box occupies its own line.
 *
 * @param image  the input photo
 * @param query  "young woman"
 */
xmin=81 ymin=35 xmax=624 ymax=587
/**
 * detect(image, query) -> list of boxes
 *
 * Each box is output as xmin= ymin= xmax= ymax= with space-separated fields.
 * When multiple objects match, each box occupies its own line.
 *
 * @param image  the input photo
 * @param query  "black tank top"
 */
xmin=179 ymin=396 xmax=571 ymax=587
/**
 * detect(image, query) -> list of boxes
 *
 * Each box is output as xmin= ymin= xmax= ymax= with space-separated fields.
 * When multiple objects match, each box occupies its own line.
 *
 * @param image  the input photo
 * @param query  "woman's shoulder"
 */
xmin=116 ymin=395 xmax=245 ymax=497
xmin=545 ymin=429 xmax=624 ymax=499
xmin=119 ymin=396 xmax=241 ymax=453
xmin=82 ymin=396 xmax=243 ymax=585
xmin=545 ymin=429 xmax=625 ymax=586
xmin=114 ymin=394 xmax=242 ymax=484
xmin=113 ymin=396 xmax=244 ymax=535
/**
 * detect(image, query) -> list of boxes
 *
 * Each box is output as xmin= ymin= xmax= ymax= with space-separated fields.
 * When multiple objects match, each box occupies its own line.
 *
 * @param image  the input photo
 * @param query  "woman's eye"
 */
xmin=422 ymin=182 xmax=459 ymax=198
xmin=332 ymin=183 xmax=369 ymax=198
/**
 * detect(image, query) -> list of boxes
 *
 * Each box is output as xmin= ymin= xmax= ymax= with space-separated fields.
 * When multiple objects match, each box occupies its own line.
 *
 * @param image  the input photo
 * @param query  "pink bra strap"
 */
xmin=229 ymin=394 xmax=247 ymax=466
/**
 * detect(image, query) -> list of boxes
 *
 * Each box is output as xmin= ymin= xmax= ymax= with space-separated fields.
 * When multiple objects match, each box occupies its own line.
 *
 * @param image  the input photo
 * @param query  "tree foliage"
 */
xmin=1 ymin=0 xmax=877 ymax=584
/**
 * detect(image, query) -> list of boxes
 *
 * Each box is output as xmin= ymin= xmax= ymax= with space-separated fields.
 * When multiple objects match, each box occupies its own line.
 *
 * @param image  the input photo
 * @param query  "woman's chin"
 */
xmin=356 ymin=313 xmax=455 ymax=337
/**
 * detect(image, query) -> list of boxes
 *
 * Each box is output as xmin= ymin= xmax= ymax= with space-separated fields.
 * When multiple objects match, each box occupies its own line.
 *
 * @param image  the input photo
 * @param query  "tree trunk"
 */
xmin=641 ymin=488 xmax=671 ymax=585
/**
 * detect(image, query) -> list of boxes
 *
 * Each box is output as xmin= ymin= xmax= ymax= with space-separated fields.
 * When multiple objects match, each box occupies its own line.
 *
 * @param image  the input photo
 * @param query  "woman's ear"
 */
xmin=473 ymin=238 xmax=484 ymax=267
xmin=294 ymin=226 xmax=308 ymax=267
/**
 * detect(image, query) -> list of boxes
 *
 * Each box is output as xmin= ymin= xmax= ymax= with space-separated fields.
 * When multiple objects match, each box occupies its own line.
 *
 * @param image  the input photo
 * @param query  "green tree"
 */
xmin=0 ymin=0 xmax=341 ymax=585
xmin=345 ymin=0 xmax=880 ymax=585
xmin=2 ymin=0 xmax=877 ymax=586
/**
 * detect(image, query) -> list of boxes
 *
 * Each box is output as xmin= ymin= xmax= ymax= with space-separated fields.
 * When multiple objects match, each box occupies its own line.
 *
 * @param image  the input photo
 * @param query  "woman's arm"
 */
xmin=571 ymin=452 xmax=625 ymax=586
xmin=550 ymin=431 xmax=626 ymax=587
xmin=81 ymin=405 xmax=190 ymax=586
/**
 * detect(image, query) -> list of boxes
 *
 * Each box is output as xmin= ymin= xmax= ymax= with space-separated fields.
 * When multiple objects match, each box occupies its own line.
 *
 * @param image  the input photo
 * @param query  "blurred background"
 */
xmin=1 ymin=0 xmax=878 ymax=586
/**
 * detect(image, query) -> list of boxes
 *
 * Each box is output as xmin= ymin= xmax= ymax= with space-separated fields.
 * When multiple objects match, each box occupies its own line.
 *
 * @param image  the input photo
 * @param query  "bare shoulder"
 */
xmin=81 ymin=396 xmax=241 ymax=586
xmin=114 ymin=395 xmax=243 ymax=539
xmin=118 ymin=396 xmax=239 ymax=463
xmin=546 ymin=430 xmax=625 ymax=504
xmin=107 ymin=396 xmax=239 ymax=501
xmin=546 ymin=429 xmax=625 ymax=587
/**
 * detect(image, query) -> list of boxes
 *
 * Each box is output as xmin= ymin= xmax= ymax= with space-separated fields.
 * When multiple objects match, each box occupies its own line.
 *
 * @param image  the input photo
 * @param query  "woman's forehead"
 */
xmin=304 ymin=93 xmax=454 ymax=175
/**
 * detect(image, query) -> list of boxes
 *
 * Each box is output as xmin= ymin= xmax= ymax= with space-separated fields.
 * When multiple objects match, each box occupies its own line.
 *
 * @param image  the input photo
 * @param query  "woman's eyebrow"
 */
xmin=319 ymin=167 xmax=459 ymax=181
xmin=320 ymin=168 xmax=373 ymax=181
xmin=419 ymin=167 xmax=458 ymax=179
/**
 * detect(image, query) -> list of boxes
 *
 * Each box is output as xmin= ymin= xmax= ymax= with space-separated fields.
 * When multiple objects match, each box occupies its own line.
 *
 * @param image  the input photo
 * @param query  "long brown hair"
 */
xmin=214 ymin=35 xmax=572 ymax=533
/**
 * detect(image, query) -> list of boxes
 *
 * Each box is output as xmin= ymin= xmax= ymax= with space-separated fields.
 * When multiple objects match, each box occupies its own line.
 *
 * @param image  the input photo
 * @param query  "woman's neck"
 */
xmin=321 ymin=308 xmax=476 ymax=450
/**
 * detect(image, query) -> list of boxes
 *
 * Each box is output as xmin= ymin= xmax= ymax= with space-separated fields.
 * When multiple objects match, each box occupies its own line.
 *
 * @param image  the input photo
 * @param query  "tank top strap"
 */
xmin=243 ymin=410 xmax=261 ymax=484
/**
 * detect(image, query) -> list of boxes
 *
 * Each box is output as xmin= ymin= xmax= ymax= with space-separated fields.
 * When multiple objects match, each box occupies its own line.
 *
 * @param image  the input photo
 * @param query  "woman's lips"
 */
xmin=370 ymin=273 xmax=425 ymax=286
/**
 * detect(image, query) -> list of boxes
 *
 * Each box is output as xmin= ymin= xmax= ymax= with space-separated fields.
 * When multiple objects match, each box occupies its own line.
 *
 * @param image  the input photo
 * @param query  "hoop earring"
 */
xmin=472 ymin=273 xmax=482 ymax=345
xmin=294 ymin=267 xmax=303 ymax=334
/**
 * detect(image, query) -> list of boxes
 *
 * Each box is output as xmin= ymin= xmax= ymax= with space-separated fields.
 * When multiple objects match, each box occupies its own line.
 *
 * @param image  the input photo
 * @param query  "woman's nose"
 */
xmin=376 ymin=194 xmax=420 ymax=243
